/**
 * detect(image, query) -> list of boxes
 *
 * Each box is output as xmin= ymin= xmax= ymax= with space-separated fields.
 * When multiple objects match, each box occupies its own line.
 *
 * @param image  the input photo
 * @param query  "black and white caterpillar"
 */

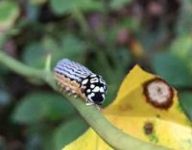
xmin=54 ymin=59 xmax=107 ymax=106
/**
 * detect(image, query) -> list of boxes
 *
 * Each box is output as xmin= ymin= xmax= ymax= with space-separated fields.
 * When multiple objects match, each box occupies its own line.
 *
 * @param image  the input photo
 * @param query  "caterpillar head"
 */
xmin=81 ymin=74 xmax=107 ymax=105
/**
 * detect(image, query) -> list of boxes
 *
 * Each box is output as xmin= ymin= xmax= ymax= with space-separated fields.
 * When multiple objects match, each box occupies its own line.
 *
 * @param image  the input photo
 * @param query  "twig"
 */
xmin=0 ymin=51 xmax=167 ymax=150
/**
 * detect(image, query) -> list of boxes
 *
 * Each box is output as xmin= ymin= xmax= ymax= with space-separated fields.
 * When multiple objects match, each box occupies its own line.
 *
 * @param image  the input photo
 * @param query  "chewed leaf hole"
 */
xmin=143 ymin=78 xmax=174 ymax=109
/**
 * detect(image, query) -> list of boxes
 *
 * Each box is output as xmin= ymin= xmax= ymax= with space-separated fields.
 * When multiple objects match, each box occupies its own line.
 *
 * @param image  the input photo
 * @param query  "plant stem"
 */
xmin=69 ymin=97 xmax=166 ymax=150
xmin=0 ymin=51 xmax=42 ymax=77
xmin=0 ymin=51 xmax=167 ymax=150
xmin=0 ymin=51 xmax=56 ymax=88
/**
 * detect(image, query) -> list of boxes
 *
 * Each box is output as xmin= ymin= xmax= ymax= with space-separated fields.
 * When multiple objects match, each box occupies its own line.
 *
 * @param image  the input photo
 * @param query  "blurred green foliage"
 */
xmin=50 ymin=0 xmax=103 ymax=14
xmin=0 ymin=0 xmax=192 ymax=149
xmin=180 ymin=92 xmax=192 ymax=120
xmin=0 ymin=1 xmax=19 ymax=32
xmin=152 ymin=52 xmax=192 ymax=87
xmin=53 ymin=117 xmax=88 ymax=150
xmin=22 ymin=34 xmax=88 ymax=68
xmin=12 ymin=92 xmax=76 ymax=124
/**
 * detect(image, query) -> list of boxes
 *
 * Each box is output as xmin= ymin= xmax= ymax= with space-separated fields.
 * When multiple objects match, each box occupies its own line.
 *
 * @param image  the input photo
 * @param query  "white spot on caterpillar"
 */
xmin=82 ymin=79 xmax=88 ymax=85
xmin=88 ymin=93 xmax=95 ymax=101
xmin=100 ymin=87 xmax=104 ymax=92
xmin=90 ymin=78 xmax=98 ymax=83
xmin=90 ymin=84 xmax=95 ymax=88
xmin=93 ymin=86 xmax=100 ymax=92
xmin=90 ymin=74 xmax=96 ymax=77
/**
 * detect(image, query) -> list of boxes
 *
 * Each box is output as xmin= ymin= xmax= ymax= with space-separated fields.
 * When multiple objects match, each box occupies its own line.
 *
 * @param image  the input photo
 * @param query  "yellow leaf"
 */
xmin=63 ymin=128 xmax=113 ymax=150
xmin=63 ymin=65 xmax=192 ymax=150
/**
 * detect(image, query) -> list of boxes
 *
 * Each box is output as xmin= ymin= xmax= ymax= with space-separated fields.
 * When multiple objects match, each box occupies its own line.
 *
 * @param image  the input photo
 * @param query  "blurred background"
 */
xmin=0 ymin=0 xmax=192 ymax=149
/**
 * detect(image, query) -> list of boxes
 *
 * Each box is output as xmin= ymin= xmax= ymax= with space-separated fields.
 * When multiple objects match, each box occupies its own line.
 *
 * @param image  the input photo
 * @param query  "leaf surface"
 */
xmin=63 ymin=65 xmax=192 ymax=150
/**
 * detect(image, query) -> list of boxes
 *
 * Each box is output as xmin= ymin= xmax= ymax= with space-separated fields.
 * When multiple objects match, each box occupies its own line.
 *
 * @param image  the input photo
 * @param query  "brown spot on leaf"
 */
xmin=144 ymin=122 xmax=154 ymax=135
xmin=119 ymin=103 xmax=133 ymax=111
xmin=143 ymin=78 xmax=174 ymax=109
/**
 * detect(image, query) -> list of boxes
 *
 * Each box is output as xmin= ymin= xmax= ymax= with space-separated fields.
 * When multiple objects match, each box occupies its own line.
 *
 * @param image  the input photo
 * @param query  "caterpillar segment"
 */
xmin=54 ymin=59 xmax=107 ymax=106
xmin=54 ymin=72 xmax=86 ymax=100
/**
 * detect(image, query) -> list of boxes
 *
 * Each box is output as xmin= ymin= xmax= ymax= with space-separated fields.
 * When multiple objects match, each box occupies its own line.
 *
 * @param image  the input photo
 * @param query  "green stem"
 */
xmin=69 ymin=97 xmax=166 ymax=150
xmin=0 ymin=51 xmax=167 ymax=150
xmin=0 ymin=51 xmax=42 ymax=77
xmin=0 ymin=51 xmax=56 ymax=88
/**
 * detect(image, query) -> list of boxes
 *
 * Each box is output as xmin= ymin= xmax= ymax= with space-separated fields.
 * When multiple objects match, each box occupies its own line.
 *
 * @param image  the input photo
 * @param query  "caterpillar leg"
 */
xmin=73 ymin=94 xmax=78 ymax=98
xmin=86 ymin=102 xmax=94 ymax=106
xmin=85 ymin=98 xmax=94 ymax=105
xmin=86 ymin=102 xmax=101 ymax=110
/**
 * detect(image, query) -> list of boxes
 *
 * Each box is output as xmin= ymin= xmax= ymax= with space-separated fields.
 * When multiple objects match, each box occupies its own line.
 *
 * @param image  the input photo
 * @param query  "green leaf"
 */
xmin=171 ymin=35 xmax=192 ymax=60
xmin=170 ymin=35 xmax=192 ymax=74
xmin=50 ymin=0 xmax=102 ymax=15
xmin=152 ymin=52 xmax=192 ymax=87
xmin=53 ymin=117 xmax=88 ymax=150
xmin=43 ymin=34 xmax=88 ymax=63
xmin=23 ymin=39 xmax=59 ymax=68
xmin=23 ymin=35 xmax=87 ymax=69
xmin=110 ymin=0 xmax=132 ymax=10
xmin=30 ymin=0 xmax=47 ymax=5
xmin=12 ymin=92 xmax=75 ymax=124
xmin=22 ymin=42 xmax=48 ymax=68
xmin=43 ymin=35 xmax=87 ymax=66
xmin=60 ymin=34 xmax=87 ymax=61
xmin=0 ymin=1 xmax=19 ymax=32
xmin=179 ymin=92 xmax=192 ymax=120
xmin=177 ymin=0 xmax=192 ymax=34
xmin=120 ymin=18 xmax=140 ymax=32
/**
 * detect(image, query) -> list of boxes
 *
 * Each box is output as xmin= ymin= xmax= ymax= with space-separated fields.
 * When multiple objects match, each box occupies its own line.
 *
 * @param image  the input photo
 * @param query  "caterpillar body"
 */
xmin=54 ymin=59 xmax=107 ymax=106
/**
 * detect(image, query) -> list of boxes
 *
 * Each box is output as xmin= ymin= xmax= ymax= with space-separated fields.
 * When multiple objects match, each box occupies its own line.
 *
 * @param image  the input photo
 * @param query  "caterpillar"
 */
xmin=54 ymin=59 xmax=107 ymax=106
